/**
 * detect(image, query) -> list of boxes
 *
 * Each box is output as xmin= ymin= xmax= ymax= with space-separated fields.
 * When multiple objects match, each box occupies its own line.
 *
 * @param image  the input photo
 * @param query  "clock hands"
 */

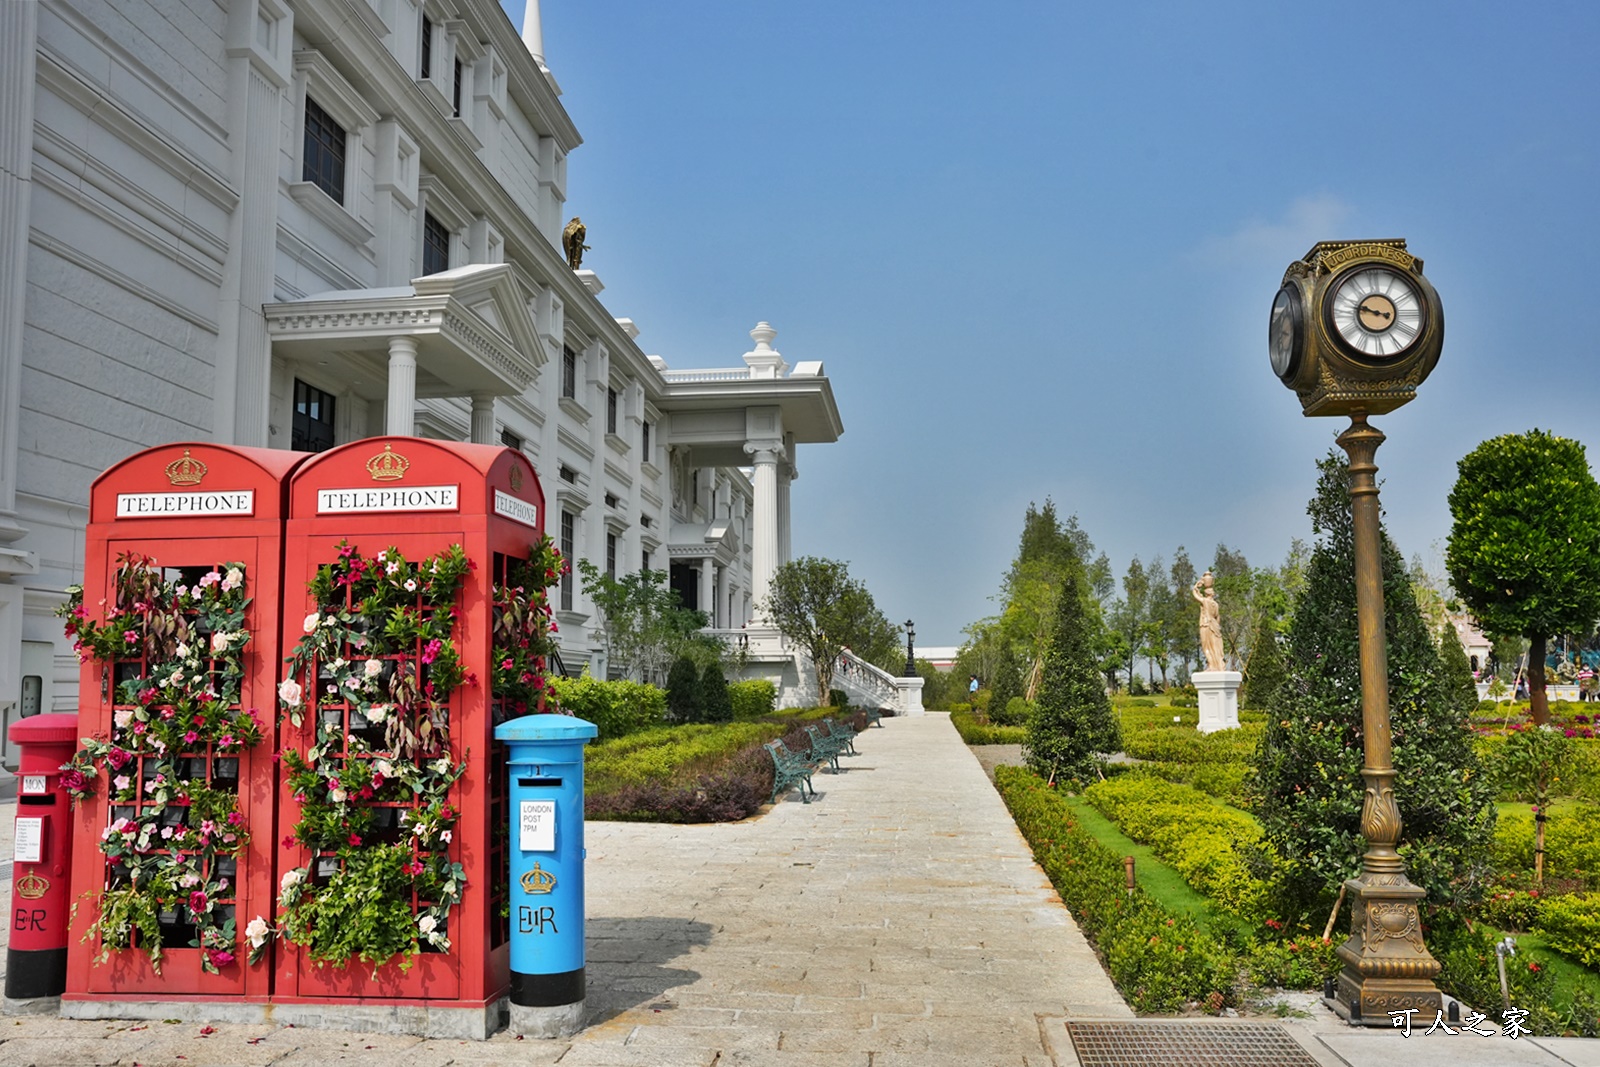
xmin=1359 ymin=302 xmax=1393 ymax=322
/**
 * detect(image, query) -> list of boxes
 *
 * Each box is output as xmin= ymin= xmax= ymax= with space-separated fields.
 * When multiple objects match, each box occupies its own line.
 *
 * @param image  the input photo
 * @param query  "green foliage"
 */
xmin=1501 ymin=726 xmax=1575 ymax=813
xmin=1122 ymin=724 xmax=1261 ymax=765
xmin=1447 ymin=430 xmax=1600 ymax=723
xmin=993 ymin=695 xmax=1034 ymax=726
xmin=1535 ymin=893 xmax=1600 ymax=967
xmin=995 ymin=766 xmax=1236 ymax=1012
xmin=1243 ymin=937 xmax=1341 ymax=990
xmin=829 ymin=688 xmax=848 ymax=708
xmin=988 ymin=642 xmax=1023 ymax=713
xmin=1493 ymin=803 xmax=1600 ymax=886
xmin=1085 ymin=775 xmax=1266 ymax=916
xmin=728 ymin=679 xmax=776 ymax=719
xmin=1138 ymin=760 xmax=1252 ymax=809
xmin=698 ymin=662 xmax=734 ymax=723
xmin=1437 ymin=621 xmax=1480 ymax=713
xmin=665 ymin=655 xmax=701 ymax=722
xmin=764 ymin=556 xmax=897 ymax=696
xmin=585 ymin=722 xmax=782 ymax=793
xmin=575 ymin=562 xmax=706 ymax=685
xmin=1240 ymin=616 xmax=1286 ymax=710
xmin=546 ymin=673 xmax=666 ymax=740
xmin=1429 ymin=918 xmax=1567 ymax=1034
xmin=950 ymin=709 xmax=1027 ymax=745
xmin=1252 ymin=452 xmax=1498 ymax=922
xmin=1026 ymin=564 xmax=1121 ymax=782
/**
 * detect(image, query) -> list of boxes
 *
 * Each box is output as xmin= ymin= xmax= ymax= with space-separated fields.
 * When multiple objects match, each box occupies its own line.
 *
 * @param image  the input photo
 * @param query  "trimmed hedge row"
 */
xmin=1537 ymin=893 xmax=1600 ymax=968
xmin=730 ymin=679 xmax=777 ymax=719
xmin=995 ymin=765 xmax=1235 ymax=1012
xmin=547 ymin=674 xmax=666 ymax=739
xmin=1477 ymin=733 xmax=1600 ymax=802
xmin=1084 ymin=775 xmax=1266 ymax=916
xmin=1119 ymin=724 xmax=1263 ymax=765
xmin=1492 ymin=802 xmax=1600 ymax=886
xmin=1135 ymin=760 xmax=1253 ymax=809
xmin=951 ymin=708 xmax=1027 ymax=745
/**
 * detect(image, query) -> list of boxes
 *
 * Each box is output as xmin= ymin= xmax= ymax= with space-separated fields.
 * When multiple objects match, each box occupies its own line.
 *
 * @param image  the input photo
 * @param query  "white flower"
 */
xmin=223 ymin=567 xmax=244 ymax=590
xmin=330 ymin=788 xmax=347 ymax=803
xmin=245 ymin=916 xmax=271 ymax=948
xmin=386 ymin=561 xmax=401 ymax=576
xmin=376 ymin=551 xmax=387 ymax=563
xmin=403 ymin=579 xmax=418 ymax=592
xmin=113 ymin=708 xmax=134 ymax=729
xmin=278 ymin=679 xmax=303 ymax=706
xmin=211 ymin=632 xmax=231 ymax=654
xmin=364 ymin=658 xmax=384 ymax=678
xmin=432 ymin=758 xmax=452 ymax=775
xmin=329 ymin=657 xmax=348 ymax=673
xmin=440 ymin=829 xmax=452 ymax=844
xmin=168 ymin=670 xmax=184 ymax=686
xmin=304 ymin=612 xmax=321 ymax=634
xmin=175 ymin=642 xmax=190 ymax=658
xmin=366 ymin=705 xmax=389 ymax=724
xmin=280 ymin=869 xmax=304 ymax=892
xmin=374 ymin=760 xmax=395 ymax=779
xmin=418 ymin=915 xmax=437 ymax=934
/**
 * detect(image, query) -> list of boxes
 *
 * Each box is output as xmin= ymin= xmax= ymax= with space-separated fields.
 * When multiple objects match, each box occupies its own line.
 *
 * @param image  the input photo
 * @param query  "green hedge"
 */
xmin=1120 ymin=724 xmax=1262 ymax=765
xmin=1536 ymin=893 xmax=1600 ymax=968
xmin=729 ymin=679 xmax=777 ymax=719
xmin=1084 ymin=775 xmax=1266 ymax=917
xmin=1492 ymin=803 xmax=1600 ymax=886
xmin=1137 ymin=760 xmax=1253 ymax=808
xmin=950 ymin=709 xmax=1027 ymax=745
xmin=585 ymin=722 xmax=783 ymax=794
xmin=547 ymin=674 xmax=666 ymax=740
xmin=995 ymin=766 xmax=1235 ymax=1012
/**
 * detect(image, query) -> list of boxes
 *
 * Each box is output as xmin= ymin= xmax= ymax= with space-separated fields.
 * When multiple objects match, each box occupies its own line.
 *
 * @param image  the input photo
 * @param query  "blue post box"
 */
xmin=494 ymin=713 xmax=598 ymax=1036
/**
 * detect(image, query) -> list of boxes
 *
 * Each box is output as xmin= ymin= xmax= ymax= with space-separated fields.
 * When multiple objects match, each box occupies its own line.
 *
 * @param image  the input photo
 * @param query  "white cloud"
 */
xmin=1191 ymin=194 xmax=1357 ymax=266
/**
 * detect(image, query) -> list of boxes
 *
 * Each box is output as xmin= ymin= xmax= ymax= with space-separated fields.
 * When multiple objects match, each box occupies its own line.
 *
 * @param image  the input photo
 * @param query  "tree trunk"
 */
xmin=1528 ymin=632 xmax=1549 ymax=726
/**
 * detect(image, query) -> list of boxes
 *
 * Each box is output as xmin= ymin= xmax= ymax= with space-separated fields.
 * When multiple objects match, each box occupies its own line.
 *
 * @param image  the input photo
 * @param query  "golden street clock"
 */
xmin=1269 ymin=239 xmax=1443 ymax=417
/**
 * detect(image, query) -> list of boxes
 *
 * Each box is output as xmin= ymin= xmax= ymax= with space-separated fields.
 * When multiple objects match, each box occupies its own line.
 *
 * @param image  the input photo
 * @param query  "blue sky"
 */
xmin=508 ymin=1 xmax=1600 ymax=645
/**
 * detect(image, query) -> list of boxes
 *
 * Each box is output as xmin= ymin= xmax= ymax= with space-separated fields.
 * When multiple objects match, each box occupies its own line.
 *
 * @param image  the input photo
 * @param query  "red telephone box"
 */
xmin=64 ymin=444 xmax=305 ymax=1008
xmin=273 ymin=437 xmax=547 ymax=1036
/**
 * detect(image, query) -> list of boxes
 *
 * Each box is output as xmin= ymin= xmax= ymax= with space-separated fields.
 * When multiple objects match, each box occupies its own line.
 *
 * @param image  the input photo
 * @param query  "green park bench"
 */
xmin=804 ymin=723 xmax=852 ymax=772
xmin=764 ymin=739 xmax=820 ymax=804
xmin=821 ymin=717 xmax=858 ymax=755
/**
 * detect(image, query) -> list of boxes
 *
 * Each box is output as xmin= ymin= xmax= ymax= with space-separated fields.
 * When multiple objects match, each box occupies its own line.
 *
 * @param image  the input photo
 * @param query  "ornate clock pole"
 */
xmin=1268 ymin=240 xmax=1445 ymax=1023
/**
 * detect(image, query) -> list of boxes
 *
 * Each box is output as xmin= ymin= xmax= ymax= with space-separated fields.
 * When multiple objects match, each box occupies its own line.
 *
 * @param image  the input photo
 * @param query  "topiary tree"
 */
xmin=1025 ymin=564 xmax=1120 ymax=784
xmin=987 ymin=643 xmax=1023 ymax=720
xmin=1446 ymin=430 xmax=1600 ymax=725
xmin=1239 ymin=613 xmax=1286 ymax=711
xmin=1436 ymin=621 xmax=1480 ymax=720
xmin=1252 ymin=452 xmax=1497 ymax=923
xmin=698 ymin=661 xmax=734 ymax=723
xmin=666 ymin=654 xmax=701 ymax=722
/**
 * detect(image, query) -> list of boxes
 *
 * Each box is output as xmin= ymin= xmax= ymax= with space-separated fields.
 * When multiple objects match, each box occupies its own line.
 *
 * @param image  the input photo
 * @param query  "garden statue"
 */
xmin=562 ymin=216 xmax=589 ymax=270
xmin=1193 ymin=571 xmax=1225 ymax=672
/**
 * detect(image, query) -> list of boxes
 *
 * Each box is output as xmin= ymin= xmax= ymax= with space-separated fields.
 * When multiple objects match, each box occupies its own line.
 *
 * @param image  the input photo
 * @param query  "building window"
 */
xmin=500 ymin=428 xmax=523 ymax=451
xmin=422 ymin=212 xmax=450 ymax=275
xmin=605 ymin=532 xmax=617 ymax=578
xmin=642 ymin=548 xmax=650 ymax=571
xmin=559 ymin=465 xmax=577 ymax=484
xmin=642 ymin=421 xmax=652 ymax=459
xmin=560 ymin=511 xmax=575 ymax=611
xmin=420 ymin=15 xmax=433 ymax=78
xmin=302 ymin=97 xmax=347 ymax=204
xmin=452 ymin=59 xmax=463 ymax=116
xmin=293 ymin=379 xmax=337 ymax=453
xmin=561 ymin=345 xmax=577 ymax=399
xmin=606 ymin=388 xmax=619 ymax=435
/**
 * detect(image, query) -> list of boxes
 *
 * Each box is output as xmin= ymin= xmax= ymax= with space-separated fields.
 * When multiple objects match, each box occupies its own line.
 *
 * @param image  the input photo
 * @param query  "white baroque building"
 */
xmin=0 ymin=0 xmax=843 ymax=741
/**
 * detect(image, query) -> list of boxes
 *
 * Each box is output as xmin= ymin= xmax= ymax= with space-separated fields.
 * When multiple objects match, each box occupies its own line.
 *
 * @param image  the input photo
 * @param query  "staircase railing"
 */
xmin=833 ymin=648 xmax=899 ymax=708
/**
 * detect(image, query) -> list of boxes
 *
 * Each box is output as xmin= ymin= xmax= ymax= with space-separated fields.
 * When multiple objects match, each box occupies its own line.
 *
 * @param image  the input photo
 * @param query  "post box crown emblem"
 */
xmin=366 ymin=444 xmax=411 ymax=482
xmin=509 ymin=464 xmax=523 ymax=492
xmin=520 ymin=861 xmax=557 ymax=895
xmin=15 ymin=871 xmax=48 ymax=900
xmin=164 ymin=449 xmax=208 ymax=486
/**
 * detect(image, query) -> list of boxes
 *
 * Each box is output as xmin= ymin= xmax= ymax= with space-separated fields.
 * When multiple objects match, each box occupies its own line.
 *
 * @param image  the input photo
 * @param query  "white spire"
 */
xmin=520 ymin=0 xmax=546 ymax=69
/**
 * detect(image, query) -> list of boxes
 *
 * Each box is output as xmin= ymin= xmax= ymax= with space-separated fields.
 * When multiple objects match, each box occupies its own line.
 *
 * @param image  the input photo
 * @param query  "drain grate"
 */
xmin=1067 ymin=1021 xmax=1321 ymax=1067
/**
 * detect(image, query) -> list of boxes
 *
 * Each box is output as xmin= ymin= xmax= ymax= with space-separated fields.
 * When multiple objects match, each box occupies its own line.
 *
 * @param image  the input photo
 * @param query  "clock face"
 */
xmin=1268 ymin=285 xmax=1302 ymax=379
xmin=1328 ymin=267 xmax=1425 ymax=358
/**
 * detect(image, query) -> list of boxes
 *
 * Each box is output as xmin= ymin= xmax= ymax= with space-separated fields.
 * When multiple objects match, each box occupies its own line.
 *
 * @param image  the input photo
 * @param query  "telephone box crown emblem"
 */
xmin=509 ymin=464 xmax=524 ymax=492
xmin=15 ymin=871 xmax=48 ymax=899
xmin=366 ymin=444 xmax=410 ymax=482
xmin=520 ymin=861 xmax=557 ymax=895
xmin=165 ymin=449 xmax=207 ymax=487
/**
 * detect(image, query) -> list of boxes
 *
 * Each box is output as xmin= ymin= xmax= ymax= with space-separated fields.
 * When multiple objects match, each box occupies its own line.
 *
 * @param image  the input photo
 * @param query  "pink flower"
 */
xmin=188 ymin=890 xmax=208 ymax=914
xmin=208 ymin=949 xmax=235 ymax=969
xmin=219 ymin=735 xmax=236 ymax=749
xmin=421 ymin=639 xmax=443 ymax=665
xmin=124 ymin=631 xmax=139 ymax=644
xmin=347 ymin=833 xmax=362 ymax=847
xmin=183 ymin=730 xmax=199 ymax=745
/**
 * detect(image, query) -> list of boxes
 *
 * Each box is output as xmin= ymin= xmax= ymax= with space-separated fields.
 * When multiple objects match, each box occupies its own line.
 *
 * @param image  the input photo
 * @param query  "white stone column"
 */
xmin=745 ymin=442 xmax=782 ymax=616
xmin=699 ymin=560 xmax=716 ymax=626
xmin=777 ymin=464 xmax=792 ymax=566
xmin=386 ymin=336 xmax=419 ymax=436
xmin=715 ymin=564 xmax=729 ymax=630
xmin=0 ymin=0 xmax=37 ymax=537
xmin=470 ymin=392 xmax=495 ymax=444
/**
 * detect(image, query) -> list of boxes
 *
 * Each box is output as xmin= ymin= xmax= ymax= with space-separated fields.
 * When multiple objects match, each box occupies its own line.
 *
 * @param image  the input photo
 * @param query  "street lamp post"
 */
xmin=903 ymin=620 xmax=916 ymax=678
xmin=1268 ymin=241 xmax=1446 ymax=1023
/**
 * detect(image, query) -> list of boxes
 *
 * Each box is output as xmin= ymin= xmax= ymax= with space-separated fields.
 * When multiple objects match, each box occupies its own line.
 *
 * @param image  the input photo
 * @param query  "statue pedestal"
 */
xmin=1192 ymin=671 xmax=1241 ymax=734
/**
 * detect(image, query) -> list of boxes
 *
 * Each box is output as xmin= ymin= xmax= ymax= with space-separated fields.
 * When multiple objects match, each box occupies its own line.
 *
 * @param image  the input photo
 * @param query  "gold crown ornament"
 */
xmin=15 ymin=871 xmax=49 ymax=900
xmin=509 ymin=464 xmax=524 ymax=492
xmin=366 ymin=444 xmax=410 ymax=482
xmin=519 ymin=862 xmax=557 ymax=895
xmin=165 ymin=449 xmax=207 ymax=486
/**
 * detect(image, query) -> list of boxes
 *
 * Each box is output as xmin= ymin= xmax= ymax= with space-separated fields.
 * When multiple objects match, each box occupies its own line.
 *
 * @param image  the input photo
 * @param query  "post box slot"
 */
xmin=518 ymin=777 xmax=563 ymax=788
xmin=18 ymin=794 xmax=57 ymax=807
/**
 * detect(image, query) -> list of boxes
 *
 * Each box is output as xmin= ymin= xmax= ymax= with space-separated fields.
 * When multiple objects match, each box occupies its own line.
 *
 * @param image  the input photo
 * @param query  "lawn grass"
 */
xmin=1060 ymin=793 xmax=1242 ymax=936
